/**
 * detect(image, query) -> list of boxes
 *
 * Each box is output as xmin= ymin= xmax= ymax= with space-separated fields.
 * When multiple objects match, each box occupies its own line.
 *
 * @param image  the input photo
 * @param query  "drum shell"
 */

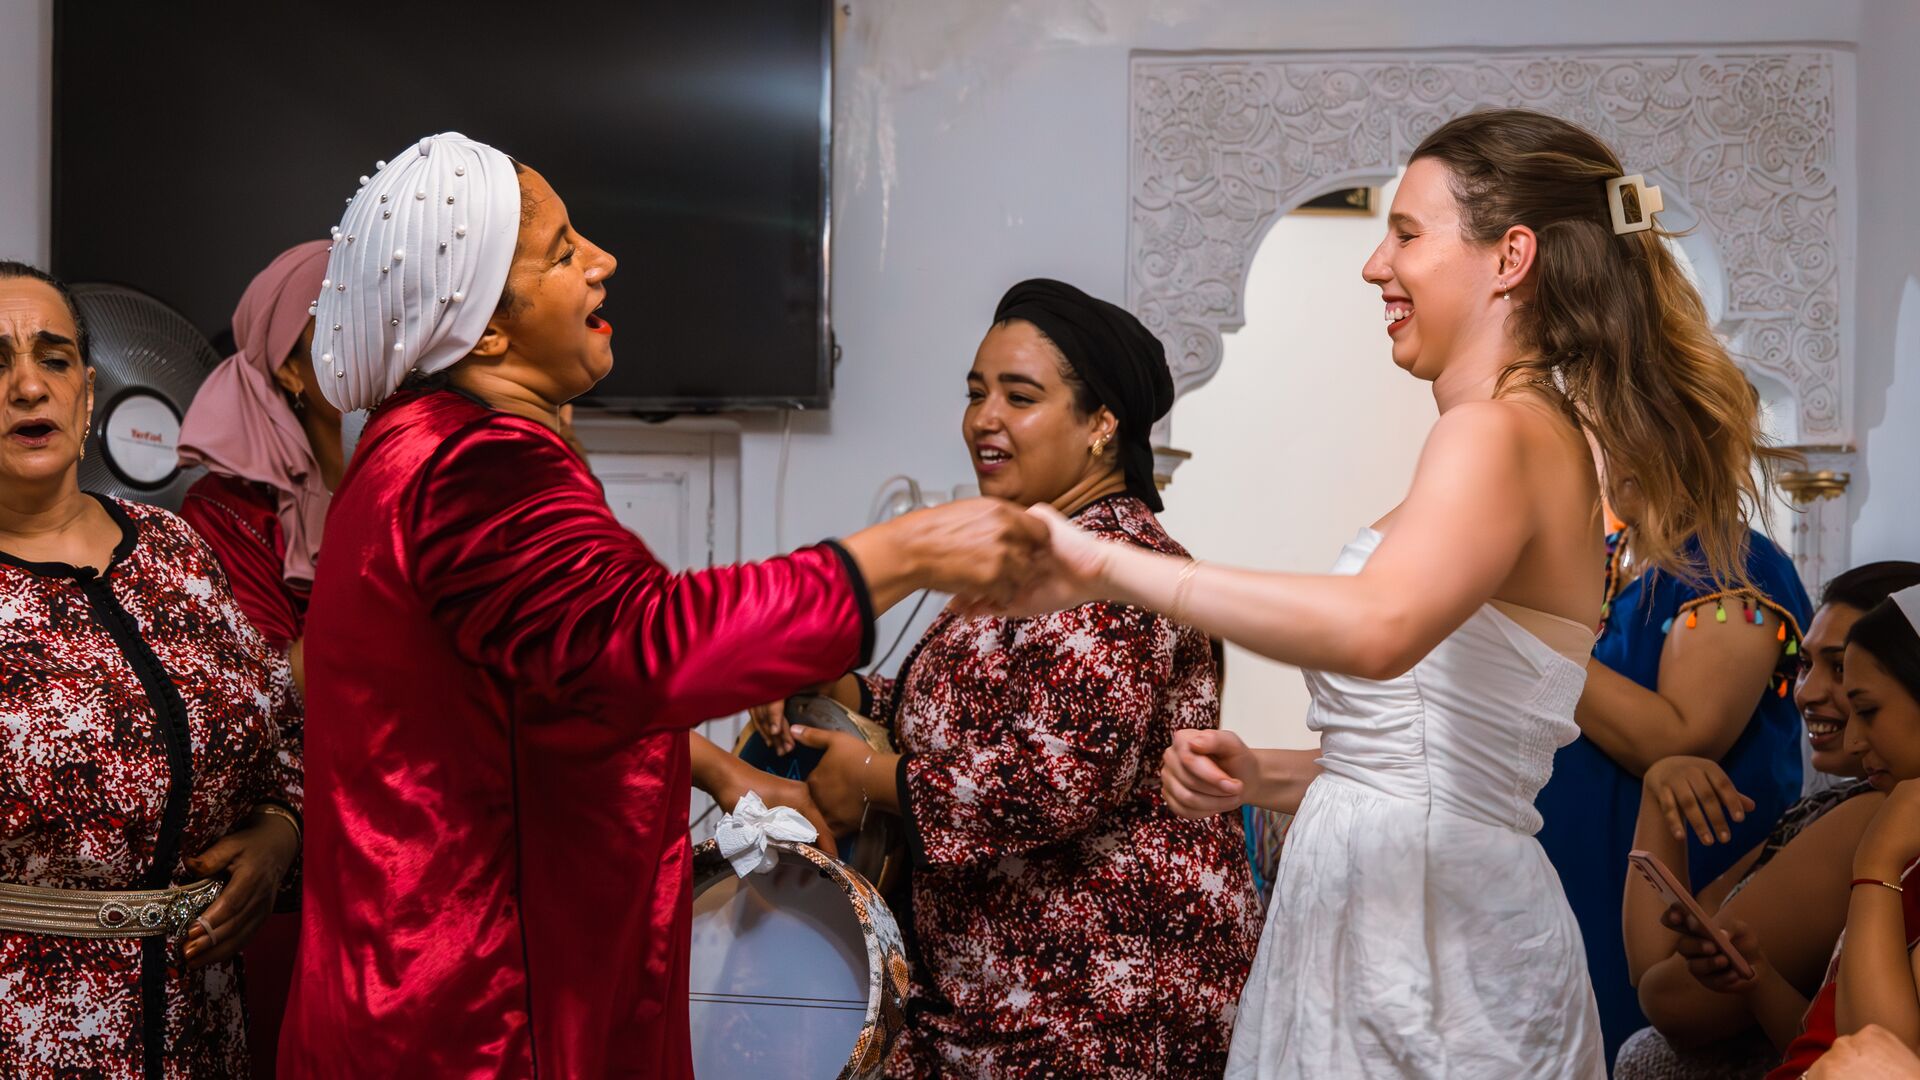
xmin=689 ymin=839 xmax=909 ymax=1079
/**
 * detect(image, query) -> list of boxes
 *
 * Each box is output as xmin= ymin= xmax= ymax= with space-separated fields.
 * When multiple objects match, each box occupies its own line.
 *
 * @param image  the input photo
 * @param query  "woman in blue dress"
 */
xmin=1535 ymin=472 xmax=1811 ymax=1067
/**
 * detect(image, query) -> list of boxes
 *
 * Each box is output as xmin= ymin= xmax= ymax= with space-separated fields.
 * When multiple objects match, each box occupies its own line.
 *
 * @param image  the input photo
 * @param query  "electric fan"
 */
xmin=70 ymin=284 xmax=220 ymax=510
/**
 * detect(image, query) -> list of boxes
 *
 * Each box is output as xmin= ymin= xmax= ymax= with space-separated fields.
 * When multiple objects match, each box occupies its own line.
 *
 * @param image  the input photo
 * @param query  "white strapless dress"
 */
xmin=1225 ymin=529 xmax=1605 ymax=1078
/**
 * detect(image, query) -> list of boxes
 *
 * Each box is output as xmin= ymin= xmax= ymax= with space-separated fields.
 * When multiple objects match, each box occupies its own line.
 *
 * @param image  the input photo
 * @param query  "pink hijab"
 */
xmin=178 ymin=240 xmax=332 ymax=586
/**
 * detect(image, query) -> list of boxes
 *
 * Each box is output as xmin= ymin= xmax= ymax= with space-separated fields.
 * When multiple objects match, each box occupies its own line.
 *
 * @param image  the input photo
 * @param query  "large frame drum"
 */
xmin=688 ymin=838 xmax=908 ymax=1078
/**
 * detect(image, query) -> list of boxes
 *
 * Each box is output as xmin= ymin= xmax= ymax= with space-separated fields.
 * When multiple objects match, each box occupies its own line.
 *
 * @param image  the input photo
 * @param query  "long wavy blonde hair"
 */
xmin=1411 ymin=108 xmax=1797 ymax=589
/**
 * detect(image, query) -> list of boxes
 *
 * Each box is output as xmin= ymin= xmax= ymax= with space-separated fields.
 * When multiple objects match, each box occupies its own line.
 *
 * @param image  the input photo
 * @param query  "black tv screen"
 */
xmin=53 ymin=1 xmax=833 ymax=412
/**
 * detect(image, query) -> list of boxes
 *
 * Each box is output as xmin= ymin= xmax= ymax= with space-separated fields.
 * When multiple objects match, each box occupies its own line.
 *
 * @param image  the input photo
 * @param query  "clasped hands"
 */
xmin=847 ymin=498 xmax=1114 ymax=619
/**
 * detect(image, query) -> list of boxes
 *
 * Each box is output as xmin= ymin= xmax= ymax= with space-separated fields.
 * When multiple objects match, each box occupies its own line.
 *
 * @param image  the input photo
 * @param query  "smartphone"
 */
xmin=1628 ymin=849 xmax=1755 ymax=979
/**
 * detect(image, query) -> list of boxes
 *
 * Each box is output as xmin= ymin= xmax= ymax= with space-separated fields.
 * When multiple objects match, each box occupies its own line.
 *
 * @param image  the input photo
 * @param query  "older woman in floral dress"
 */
xmin=0 ymin=261 xmax=301 ymax=1078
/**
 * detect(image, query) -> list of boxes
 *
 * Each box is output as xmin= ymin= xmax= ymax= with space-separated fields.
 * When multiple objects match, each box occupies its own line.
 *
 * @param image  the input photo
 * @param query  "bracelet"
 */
xmin=1852 ymin=877 xmax=1905 ymax=895
xmin=857 ymin=753 xmax=874 ymax=832
xmin=1171 ymin=559 xmax=1203 ymax=625
xmin=252 ymin=803 xmax=302 ymax=849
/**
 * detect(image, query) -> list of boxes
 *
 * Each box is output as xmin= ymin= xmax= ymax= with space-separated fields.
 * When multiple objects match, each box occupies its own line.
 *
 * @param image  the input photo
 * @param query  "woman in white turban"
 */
xmin=279 ymin=133 xmax=1047 ymax=1079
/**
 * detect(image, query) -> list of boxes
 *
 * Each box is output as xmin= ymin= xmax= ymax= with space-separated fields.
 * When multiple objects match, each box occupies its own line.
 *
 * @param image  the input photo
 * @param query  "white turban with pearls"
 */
xmin=313 ymin=132 xmax=521 ymax=412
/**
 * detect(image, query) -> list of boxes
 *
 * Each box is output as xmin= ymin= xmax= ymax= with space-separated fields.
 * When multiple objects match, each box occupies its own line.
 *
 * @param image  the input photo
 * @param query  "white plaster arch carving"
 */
xmin=1128 ymin=48 xmax=1850 ymax=449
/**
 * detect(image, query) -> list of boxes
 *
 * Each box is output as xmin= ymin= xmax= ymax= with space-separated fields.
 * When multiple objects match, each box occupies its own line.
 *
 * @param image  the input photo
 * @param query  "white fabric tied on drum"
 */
xmin=714 ymin=792 xmax=819 ymax=877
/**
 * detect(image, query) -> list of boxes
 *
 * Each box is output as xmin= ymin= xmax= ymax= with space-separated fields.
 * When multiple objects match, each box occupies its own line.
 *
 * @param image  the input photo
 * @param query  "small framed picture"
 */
xmin=1292 ymin=187 xmax=1378 ymax=216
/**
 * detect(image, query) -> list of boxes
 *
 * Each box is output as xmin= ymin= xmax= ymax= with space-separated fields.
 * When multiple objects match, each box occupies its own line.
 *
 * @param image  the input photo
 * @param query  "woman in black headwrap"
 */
xmin=751 ymin=279 xmax=1262 ymax=1078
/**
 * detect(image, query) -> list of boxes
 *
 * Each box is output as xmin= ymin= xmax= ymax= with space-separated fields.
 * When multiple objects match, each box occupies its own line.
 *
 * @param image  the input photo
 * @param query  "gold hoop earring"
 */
xmin=1091 ymin=435 xmax=1111 ymax=458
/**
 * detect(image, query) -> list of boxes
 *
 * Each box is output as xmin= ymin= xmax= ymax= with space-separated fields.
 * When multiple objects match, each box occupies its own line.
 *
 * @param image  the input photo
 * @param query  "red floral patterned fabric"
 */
xmin=867 ymin=495 xmax=1261 ymax=1078
xmin=0 ymin=495 xmax=302 ymax=1078
xmin=178 ymin=471 xmax=310 ymax=1078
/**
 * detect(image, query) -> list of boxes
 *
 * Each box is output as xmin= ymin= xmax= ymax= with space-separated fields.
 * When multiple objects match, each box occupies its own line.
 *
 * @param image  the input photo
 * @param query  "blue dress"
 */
xmin=1535 ymin=529 xmax=1810 ymax=1069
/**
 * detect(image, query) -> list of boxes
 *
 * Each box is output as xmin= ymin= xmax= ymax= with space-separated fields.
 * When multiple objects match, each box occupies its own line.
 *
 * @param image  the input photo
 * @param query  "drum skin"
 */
xmin=690 ymin=838 xmax=909 ymax=1079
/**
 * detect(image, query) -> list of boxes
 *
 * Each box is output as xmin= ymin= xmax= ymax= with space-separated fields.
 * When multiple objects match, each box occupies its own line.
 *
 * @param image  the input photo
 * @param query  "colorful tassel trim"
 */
xmin=1658 ymin=590 xmax=1806 ymax=684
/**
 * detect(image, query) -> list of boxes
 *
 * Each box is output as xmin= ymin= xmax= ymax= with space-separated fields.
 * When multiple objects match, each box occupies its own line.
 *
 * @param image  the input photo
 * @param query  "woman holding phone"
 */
xmin=1668 ymin=584 xmax=1920 ymax=1076
xmin=1613 ymin=563 xmax=1920 ymax=1077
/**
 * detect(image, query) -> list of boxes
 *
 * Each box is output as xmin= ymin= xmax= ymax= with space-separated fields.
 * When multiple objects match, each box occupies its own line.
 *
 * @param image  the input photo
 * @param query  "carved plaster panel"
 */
xmin=1129 ymin=49 xmax=1848 ymax=444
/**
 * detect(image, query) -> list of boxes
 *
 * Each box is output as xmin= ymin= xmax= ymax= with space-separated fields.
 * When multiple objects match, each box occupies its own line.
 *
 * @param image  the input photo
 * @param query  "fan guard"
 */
xmin=71 ymin=283 xmax=220 ymax=510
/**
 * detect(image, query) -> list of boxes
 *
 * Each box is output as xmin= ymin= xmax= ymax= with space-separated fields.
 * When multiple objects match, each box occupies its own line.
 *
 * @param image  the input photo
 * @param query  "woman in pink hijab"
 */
xmin=178 ymin=240 xmax=341 ymax=686
xmin=176 ymin=240 xmax=335 ymax=1079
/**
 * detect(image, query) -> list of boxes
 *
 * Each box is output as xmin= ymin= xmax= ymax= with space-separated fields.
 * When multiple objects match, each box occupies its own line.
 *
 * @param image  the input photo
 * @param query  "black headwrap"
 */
xmin=993 ymin=278 xmax=1176 ymax=511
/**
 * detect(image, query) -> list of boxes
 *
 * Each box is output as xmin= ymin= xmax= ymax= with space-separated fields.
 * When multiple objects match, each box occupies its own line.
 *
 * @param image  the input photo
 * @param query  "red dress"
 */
xmin=279 ymin=388 xmax=873 ymax=1079
xmin=178 ymin=472 xmax=309 ymax=1078
xmin=1768 ymin=859 xmax=1920 ymax=1078
xmin=180 ymin=472 xmax=310 ymax=652
xmin=864 ymin=495 xmax=1262 ymax=1078
xmin=0 ymin=496 xmax=302 ymax=1078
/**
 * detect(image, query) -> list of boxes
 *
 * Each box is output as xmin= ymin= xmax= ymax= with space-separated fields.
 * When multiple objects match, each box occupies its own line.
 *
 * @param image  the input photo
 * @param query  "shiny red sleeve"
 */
xmin=179 ymin=490 xmax=302 ymax=652
xmin=405 ymin=416 xmax=873 ymax=729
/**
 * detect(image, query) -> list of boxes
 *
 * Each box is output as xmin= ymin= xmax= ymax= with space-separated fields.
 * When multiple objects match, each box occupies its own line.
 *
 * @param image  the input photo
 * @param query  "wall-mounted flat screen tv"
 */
xmin=54 ymin=0 xmax=834 ymax=412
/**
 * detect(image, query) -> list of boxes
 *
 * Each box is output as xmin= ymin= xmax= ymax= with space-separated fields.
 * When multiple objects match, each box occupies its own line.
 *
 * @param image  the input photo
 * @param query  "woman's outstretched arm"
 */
xmin=1023 ymin=401 xmax=1560 ymax=680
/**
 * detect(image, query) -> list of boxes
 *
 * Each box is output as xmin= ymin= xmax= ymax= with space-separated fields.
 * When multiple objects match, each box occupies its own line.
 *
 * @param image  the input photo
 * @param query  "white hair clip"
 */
xmin=1606 ymin=174 xmax=1664 ymax=235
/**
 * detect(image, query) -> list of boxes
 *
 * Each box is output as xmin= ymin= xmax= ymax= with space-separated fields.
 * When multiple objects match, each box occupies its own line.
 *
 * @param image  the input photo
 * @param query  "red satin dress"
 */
xmin=178 ymin=473 xmax=309 ymax=1078
xmin=279 ymin=388 xmax=873 ymax=1079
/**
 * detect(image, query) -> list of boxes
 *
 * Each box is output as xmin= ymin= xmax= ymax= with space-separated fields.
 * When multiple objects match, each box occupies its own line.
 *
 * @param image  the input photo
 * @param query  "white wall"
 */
xmin=1158 ymin=175 xmax=1432 ymax=747
xmin=1849 ymin=0 xmax=1920 ymax=563
xmin=0 ymin=0 xmax=50 ymax=264
xmin=781 ymin=0 xmax=1888 ymax=670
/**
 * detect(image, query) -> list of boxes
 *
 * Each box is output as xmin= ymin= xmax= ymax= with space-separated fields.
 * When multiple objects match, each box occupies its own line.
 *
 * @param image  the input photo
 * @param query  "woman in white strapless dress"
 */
xmin=1001 ymin=109 xmax=1787 ymax=1078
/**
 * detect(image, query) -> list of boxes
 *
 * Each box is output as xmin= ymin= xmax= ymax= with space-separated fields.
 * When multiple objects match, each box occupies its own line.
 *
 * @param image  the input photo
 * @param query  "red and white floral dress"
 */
xmin=0 ymin=495 xmax=302 ymax=1079
xmin=865 ymin=494 xmax=1262 ymax=1078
